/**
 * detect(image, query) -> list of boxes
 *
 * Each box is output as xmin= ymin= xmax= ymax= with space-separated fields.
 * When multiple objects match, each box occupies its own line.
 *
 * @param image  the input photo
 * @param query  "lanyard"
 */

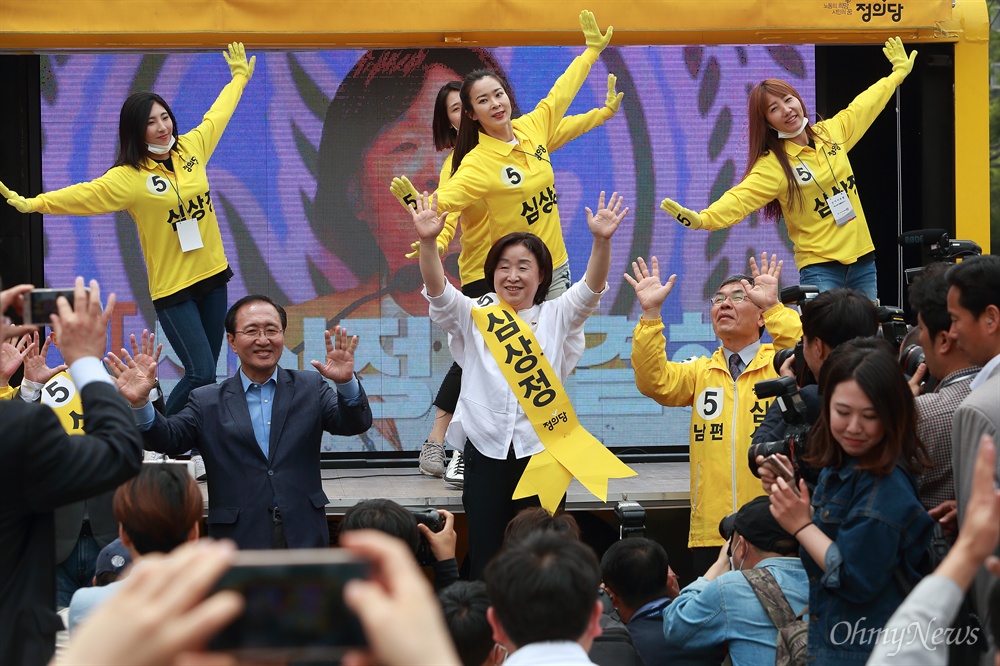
xmin=157 ymin=162 xmax=185 ymax=218
xmin=794 ymin=147 xmax=840 ymax=199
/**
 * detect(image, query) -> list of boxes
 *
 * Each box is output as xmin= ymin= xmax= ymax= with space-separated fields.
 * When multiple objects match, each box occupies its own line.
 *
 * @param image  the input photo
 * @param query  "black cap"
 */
xmin=720 ymin=496 xmax=796 ymax=554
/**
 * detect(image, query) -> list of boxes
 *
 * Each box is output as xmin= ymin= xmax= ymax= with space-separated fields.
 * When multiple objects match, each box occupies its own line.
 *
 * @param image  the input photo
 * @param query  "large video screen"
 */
xmin=38 ymin=45 xmax=813 ymax=453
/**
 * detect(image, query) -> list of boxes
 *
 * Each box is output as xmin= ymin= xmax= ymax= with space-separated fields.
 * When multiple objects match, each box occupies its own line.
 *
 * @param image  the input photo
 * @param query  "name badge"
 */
xmin=828 ymin=191 xmax=856 ymax=226
xmin=176 ymin=218 xmax=204 ymax=252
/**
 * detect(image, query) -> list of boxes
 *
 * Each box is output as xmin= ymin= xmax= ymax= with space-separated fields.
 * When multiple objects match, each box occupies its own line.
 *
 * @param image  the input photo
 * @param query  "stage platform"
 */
xmin=197 ymin=461 xmax=691 ymax=514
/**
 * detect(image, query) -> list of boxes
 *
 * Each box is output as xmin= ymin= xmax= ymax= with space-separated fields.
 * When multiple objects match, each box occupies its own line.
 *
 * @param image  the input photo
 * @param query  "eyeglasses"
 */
xmin=711 ymin=290 xmax=748 ymax=306
xmin=236 ymin=327 xmax=284 ymax=339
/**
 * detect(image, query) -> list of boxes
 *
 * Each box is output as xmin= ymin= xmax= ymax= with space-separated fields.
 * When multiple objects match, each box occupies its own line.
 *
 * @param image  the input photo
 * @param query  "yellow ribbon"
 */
xmin=470 ymin=296 xmax=636 ymax=513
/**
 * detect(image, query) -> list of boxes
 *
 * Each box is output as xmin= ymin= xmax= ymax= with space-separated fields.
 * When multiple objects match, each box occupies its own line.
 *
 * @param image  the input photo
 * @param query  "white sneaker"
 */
xmin=444 ymin=452 xmax=465 ymax=488
xmin=418 ymin=439 xmax=446 ymax=477
xmin=192 ymin=454 xmax=207 ymax=481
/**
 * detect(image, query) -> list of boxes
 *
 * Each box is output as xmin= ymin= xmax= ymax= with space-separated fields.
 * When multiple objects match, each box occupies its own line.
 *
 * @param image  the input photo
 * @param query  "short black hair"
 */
xmin=439 ymin=581 xmax=493 ymax=666
xmin=224 ymin=294 xmax=288 ymax=335
xmin=485 ymin=533 xmax=600 ymax=647
xmin=340 ymin=499 xmax=420 ymax=556
xmin=947 ymin=255 xmax=1000 ymax=318
xmin=503 ymin=507 xmax=580 ymax=547
xmin=906 ymin=263 xmax=952 ymax=338
xmin=600 ymin=538 xmax=669 ymax=610
xmin=483 ymin=233 xmax=553 ymax=305
xmin=801 ymin=287 xmax=879 ymax=348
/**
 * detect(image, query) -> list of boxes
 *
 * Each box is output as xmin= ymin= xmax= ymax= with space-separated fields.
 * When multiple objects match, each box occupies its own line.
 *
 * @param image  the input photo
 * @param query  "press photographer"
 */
xmin=750 ymin=287 xmax=879 ymax=492
xmin=747 ymin=375 xmax=817 ymax=484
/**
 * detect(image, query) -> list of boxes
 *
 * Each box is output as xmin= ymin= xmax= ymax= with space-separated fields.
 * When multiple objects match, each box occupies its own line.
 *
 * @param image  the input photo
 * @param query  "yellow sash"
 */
xmin=40 ymin=371 xmax=86 ymax=434
xmin=470 ymin=295 xmax=636 ymax=513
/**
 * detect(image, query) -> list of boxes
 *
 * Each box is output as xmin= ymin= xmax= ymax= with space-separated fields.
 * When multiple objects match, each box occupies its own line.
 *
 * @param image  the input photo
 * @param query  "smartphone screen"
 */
xmin=208 ymin=549 xmax=369 ymax=661
xmin=24 ymin=288 xmax=84 ymax=326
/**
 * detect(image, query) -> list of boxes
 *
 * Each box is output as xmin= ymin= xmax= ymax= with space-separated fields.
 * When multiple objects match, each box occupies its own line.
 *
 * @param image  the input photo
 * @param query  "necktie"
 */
xmin=728 ymin=354 xmax=743 ymax=380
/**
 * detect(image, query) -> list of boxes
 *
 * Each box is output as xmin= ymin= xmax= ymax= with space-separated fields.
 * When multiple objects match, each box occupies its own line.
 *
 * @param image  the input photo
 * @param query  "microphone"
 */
xmin=897 ymin=229 xmax=949 ymax=247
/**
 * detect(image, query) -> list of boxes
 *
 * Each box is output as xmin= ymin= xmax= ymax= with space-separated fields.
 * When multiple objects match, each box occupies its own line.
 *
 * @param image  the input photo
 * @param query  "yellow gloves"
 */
xmin=0 ymin=180 xmax=36 ymax=214
xmin=392 ymin=176 xmax=448 ymax=259
xmin=580 ymin=10 xmax=613 ymax=54
xmin=660 ymin=197 xmax=704 ymax=230
xmin=605 ymin=74 xmax=624 ymax=114
xmin=883 ymin=37 xmax=916 ymax=78
xmin=405 ymin=239 xmax=447 ymax=260
xmin=224 ymin=42 xmax=256 ymax=80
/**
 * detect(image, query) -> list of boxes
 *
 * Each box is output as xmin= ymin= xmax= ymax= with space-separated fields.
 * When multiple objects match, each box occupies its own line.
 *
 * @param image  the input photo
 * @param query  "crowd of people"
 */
xmin=1 ymin=12 xmax=999 ymax=666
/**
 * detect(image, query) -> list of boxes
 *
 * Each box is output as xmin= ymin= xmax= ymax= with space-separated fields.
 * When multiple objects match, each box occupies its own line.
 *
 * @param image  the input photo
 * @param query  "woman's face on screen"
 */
xmin=354 ymin=64 xmax=460 ymax=276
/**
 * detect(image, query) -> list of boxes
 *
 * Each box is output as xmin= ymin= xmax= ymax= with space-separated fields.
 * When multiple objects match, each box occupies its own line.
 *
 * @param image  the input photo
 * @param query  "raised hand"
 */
xmin=0 ymin=334 xmax=32 ymax=387
xmin=0 ymin=179 xmax=34 ymax=214
xmin=624 ymin=257 xmax=677 ymax=319
xmin=408 ymin=192 xmax=448 ymax=242
xmin=585 ymin=191 xmax=628 ymax=240
xmin=223 ymin=41 xmax=256 ymax=80
xmin=310 ymin=325 xmax=358 ymax=384
xmin=744 ymin=252 xmax=782 ymax=310
xmin=580 ymin=10 xmax=613 ymax=53
xmin=605 ymin=73 xmax=624 ymax=113
xmin=660 ymin=196 xmax=704 ymax=230
xmin=106 ymin=330 xmax=160 ymax=407
xmin=23 ymin=331 xmax=68 ymax=385
xmin=883 ymin=36 xmax=916 ymax=77
xmin=50 ymin=277 xmax=116 ymax=366
xmin=390 ymin=176 xmax=420 ymax=211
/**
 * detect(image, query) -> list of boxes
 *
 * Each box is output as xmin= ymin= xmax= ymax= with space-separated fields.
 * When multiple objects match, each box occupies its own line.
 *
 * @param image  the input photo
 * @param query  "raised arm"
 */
xmin=548 ymin=73 xmax=622 ymax=152
xmin=409 ymin=192 xmax=449 ymax=297
xmin=583 ymin=191 xmax=628 ymax=293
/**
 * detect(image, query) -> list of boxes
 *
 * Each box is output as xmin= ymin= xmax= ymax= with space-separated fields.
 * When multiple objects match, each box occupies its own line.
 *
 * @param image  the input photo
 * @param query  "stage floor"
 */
xmin=197 ymin=462 xmax=691 ymax=515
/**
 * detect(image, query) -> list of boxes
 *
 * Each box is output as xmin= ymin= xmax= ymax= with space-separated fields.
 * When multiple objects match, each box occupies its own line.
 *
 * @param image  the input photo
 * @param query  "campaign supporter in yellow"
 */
xmin=1 ymin=42 xmax=255 ymax=418
xmin=391 ymin=9 xmax=615 ymax=286
xmin=660 ymin=37 xmax=917 ymax=301
xmin=431 ymin=76 xmax=622 ymax=287
xmin=627 ymin=253 xmax=801 ymax=568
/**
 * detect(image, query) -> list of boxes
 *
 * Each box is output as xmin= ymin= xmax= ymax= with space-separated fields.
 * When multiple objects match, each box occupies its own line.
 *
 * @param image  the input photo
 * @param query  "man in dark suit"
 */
xmin=111 ymin=294 xmax=373 ymax=549
xmin=0 ymin=278 xmax=143 ymax=665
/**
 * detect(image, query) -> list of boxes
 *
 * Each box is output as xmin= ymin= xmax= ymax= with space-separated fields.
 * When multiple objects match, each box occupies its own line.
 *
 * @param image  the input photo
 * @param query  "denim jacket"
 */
xmin=803 ymin=459 xmax=933 ymax=664
xmin=662 ymin=557 xmax=809 ymax=666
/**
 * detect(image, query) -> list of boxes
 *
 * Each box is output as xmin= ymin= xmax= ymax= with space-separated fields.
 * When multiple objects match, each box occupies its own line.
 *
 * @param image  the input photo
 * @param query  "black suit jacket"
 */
xmin=0 ymin=381 xmax=143 ymax=666
xmin=142 ymin=367 xmax=372 ymax=549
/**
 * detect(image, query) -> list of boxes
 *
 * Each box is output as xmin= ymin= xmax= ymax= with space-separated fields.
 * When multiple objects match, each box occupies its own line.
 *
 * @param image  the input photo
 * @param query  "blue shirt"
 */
xmin=803 ymin=459 xmax=933 ymax=664
xmin=240 ymin=368 xmax=277 ymax=457
xmin=662 ymin=557 xmax=809 ymax=666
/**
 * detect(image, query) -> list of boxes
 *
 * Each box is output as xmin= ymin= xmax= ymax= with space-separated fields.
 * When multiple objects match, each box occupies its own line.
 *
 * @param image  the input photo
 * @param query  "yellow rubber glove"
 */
xmin=883 ymin=36 xmax=916 ymax=78
xmin=390 ymin=176 xmax=420 ymax=211
xmin=404 ymin=239 xmax=448 ymax=259
xmin=0 ymin=180 xmax=36 ymax=214
xmin=605 ymin=74 xmax=624 ymax=114
xmin=660 ymin=197 xmax=704 ymax=230
xmin=580 ymin=10 xmax=613 ymax=54
xmin=224 ymin=41 xmax=256 ymax=80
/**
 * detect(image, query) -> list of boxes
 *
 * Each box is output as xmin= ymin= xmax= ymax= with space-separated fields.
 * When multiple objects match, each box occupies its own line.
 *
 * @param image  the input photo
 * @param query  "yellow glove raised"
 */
xmin=390 ymin=176 xmax=420 ymax=211
xmin=405 ymin=239 xmax=448 ymax=259
xmin=224 ymin=41 xmax=256 ymax=80
xmin=0 ymin=180 xmax=35 ymax=214
xmin=660 ymin=197 xmax=704 ymax=230
xmin=605 ymin=74 xmax=624 ymax=114
xmin=580 ymin=10 xmax=613 ymax=54
xmin=882 ymin=37 xmax=916 ymax=78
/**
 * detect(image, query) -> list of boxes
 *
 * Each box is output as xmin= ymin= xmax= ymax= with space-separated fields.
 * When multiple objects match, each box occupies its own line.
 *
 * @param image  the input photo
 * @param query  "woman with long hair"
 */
xmin=659 ymin=38 xmax=917 ymax=300
xmin=769 ymin=338 xmax=933 ymax=663
xmin=1 ymin=43 xmax=255 ymax=418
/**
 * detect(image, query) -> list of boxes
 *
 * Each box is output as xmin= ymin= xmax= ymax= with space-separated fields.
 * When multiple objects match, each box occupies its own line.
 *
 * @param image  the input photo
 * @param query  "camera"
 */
xmin=899 ymin=343 xmax=937 ymax=393
xmin=899 ymin=229 xmax=982 ymax=284
xmin=772 ymin=340 xmax=816 ymax=388
xmin=614 ymin=501 xmax=646 ymax=539
xmin=747 ymin=377 xmax=816 ymax=483
xmin=876 ymin=305 xmax=908 ymax=352
xmin=410 ymin=508 xmax=444 ymax=566
xmin=779 ymin=284 xmax=819 ymax=307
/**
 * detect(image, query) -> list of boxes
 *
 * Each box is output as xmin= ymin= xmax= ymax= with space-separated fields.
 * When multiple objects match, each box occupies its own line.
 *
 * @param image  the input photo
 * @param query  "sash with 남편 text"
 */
xmin=470 ymin=294 xmax=636 ymax=513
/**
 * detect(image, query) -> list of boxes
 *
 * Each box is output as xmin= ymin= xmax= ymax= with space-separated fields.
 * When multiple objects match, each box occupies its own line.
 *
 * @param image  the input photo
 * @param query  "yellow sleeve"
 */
xmin=549 ymin=106 xmax=614 ymax=152
xmin=33 ymin=166 xmax=135 ymax=216
xmin=435 ymin=149 xmax=492 ymax=216
xmin=435 ymin=152 xmax=460 ymax=250
xmin=183 ymin=75 xmax=249 ymax=161
xmin=762 ymin=304 xmax=803 ymax=349
xmin=516 ymin=49 xmax=601 ymax=145
xmin=0 ymin=385 xmax=17 ymax=400
xmin=631 ymin=317 xmax=702 ymax=407
xmin=699 ymin=154 xmax=784 ymax=231
xmin=823 ymin=72 xmax=905 ymax=152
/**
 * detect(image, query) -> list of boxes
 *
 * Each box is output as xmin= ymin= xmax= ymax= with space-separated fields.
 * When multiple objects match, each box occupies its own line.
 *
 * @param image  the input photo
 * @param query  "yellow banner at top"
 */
xmin=0 ymin=0 xmax=957 ymax=51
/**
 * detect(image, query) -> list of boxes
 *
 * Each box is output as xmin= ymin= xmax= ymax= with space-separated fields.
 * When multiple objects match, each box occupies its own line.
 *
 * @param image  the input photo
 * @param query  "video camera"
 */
xmin=409 ymin=508 xmax=444 ymax=566
xmin=770 ymin=285 xmax=820 ymax=388
xmin=747 ymin=376 xmax=817 ymax=484
xmin=898 ymin=229 xmax=982 ymax=285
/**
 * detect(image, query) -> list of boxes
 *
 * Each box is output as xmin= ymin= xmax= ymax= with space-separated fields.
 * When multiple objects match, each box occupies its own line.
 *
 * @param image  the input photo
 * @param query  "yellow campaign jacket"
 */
xmin=435 ymin=49 xmax=601 ymax=274
xmin=699 ymin=71 xmax=906 ymax=270
xmin=438 ymin=104 xmax=615 ymax=285
xmin=631 ymin=304 xmax=802 ymax=548
xmin=32 ymin=75 xmax=249 ymax=301
xmin=0 ymin=385 xmax=17 ymax=400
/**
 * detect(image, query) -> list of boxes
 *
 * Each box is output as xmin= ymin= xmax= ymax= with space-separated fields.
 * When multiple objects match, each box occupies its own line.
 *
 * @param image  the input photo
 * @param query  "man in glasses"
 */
xmin=112 ymin=294 xmax=373 ymax=550
xmin=626 ymin=253 xmax=801 ymax=572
